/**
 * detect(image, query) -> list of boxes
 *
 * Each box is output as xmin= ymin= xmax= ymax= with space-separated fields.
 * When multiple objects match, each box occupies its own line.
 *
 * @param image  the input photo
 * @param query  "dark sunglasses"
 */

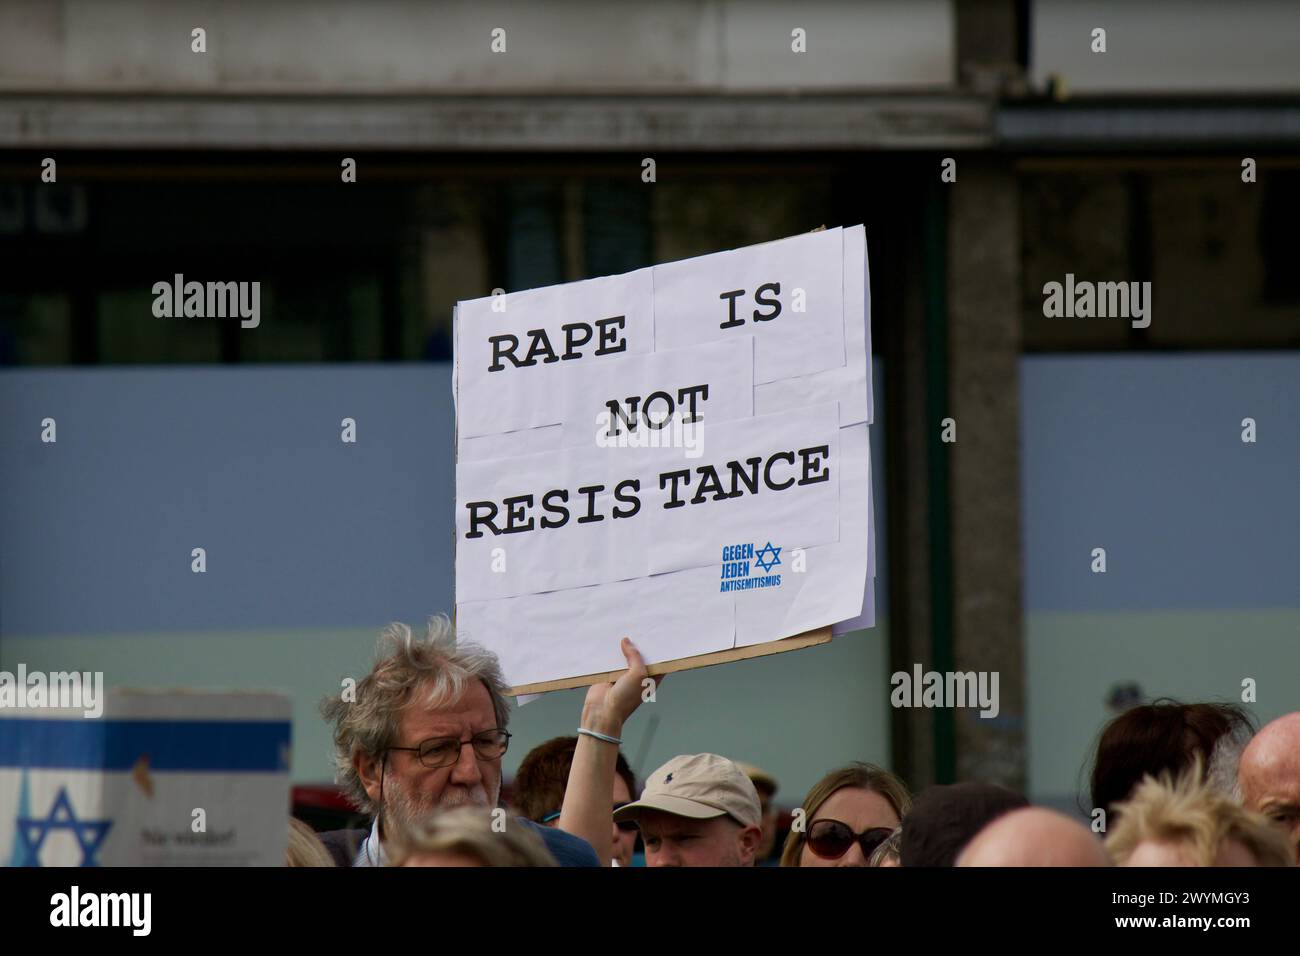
xmin=613 ymin=801 xmax=637 ymax=833
xmin=806 ymin=819 xmax=895 ymax=860
xmin=541 ymin=802 xmax=638 ymax=832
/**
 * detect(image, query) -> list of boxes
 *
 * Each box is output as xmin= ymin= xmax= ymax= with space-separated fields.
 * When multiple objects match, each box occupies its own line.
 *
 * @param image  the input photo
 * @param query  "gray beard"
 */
xmin=383 ymin=778 xmax=494 ymax=835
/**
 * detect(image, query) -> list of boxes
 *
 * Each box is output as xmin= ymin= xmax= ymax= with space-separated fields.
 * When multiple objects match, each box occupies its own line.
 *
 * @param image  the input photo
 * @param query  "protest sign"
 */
xmin=454 ymin=226 xmax=875 ymax=692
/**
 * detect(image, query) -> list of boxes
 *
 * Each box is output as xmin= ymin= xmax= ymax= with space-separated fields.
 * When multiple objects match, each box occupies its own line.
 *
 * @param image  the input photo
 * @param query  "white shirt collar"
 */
xmin=354 ymin=817 xmax=388 ymax=867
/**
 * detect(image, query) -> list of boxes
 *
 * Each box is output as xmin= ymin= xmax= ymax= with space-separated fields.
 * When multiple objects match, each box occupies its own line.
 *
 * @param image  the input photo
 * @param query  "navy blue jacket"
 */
xmin=317 ymin=819 xmax=599 ymax=867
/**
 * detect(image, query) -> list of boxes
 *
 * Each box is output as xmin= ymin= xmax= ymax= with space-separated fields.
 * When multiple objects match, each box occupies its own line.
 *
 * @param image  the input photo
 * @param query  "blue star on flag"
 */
xmin=754 ymin=541 xmax=782 ymax=573
xmin=15 ymin=786 xmax=112 ymax=867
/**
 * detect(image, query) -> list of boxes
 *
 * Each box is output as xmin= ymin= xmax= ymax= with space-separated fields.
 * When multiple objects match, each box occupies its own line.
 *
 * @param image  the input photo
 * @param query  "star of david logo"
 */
xmin=14 ymin=787 xmax=112 ymax=867
xmin=754 ymin=541 xmax=782 ymax=573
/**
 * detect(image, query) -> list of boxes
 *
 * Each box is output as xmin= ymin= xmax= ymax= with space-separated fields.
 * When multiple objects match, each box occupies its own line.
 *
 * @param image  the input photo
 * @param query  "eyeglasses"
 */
xmin=805 ymin=819 xmax=895 ymax=860
xmin=386 ymin=729 xmax=512 ymax=769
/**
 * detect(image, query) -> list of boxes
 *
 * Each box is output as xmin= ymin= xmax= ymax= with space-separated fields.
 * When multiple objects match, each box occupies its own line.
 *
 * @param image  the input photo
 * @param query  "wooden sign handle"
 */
xmin=506 ymin=625 xmax=833 ymax=696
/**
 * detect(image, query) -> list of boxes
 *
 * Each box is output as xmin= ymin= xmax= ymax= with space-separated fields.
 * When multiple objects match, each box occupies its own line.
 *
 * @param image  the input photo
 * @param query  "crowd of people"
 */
xmin=285 ymin=616 xmax=1300 ymax=868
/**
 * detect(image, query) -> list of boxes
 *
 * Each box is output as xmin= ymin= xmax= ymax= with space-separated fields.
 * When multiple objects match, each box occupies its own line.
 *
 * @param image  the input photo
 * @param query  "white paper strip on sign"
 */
xmin=456 ymin=565 xmax=735 ymax=689
xmin=754 ymin=224 xmax=871 ymax=426
xmin=455 ymin=267 xmax=655 ymax=440
xmin=733 ymin=421 xmax=870 ymax=647
xmin=653 ymin=227 xmax=846 ymax=385
xmin=455 ymin=403 xmax=842 ymax=603
xmin=459 ymin=423 xmax=563 ymax=464
xmin=557 ymin=337 xmax=755 ymax=449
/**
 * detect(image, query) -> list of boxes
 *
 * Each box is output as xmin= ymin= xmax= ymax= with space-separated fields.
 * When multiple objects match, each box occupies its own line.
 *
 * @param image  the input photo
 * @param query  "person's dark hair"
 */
xmin=1089 ymin=700 xmax=1255 ymax=822
xmin=512 ymin=736 xmax=637 ymax=823
xmin=899 ymin=782 xmax=1028 ymax=867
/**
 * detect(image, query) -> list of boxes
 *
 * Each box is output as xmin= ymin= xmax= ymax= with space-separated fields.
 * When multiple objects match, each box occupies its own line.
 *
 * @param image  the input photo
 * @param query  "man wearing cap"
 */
xmin=613 ymin=753 xmax=763 ymax=867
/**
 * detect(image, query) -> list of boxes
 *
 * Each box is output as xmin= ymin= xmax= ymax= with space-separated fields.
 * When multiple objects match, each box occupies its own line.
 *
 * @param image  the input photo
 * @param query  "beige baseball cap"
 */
xmin=613 ymin=753 xmax=761 ymax=829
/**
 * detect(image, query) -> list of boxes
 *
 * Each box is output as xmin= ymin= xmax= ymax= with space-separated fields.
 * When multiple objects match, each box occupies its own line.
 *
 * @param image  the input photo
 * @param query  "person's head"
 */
xmin=737 ymin=762 xmax=780 ymax=861
xmin=1239 ymin=712 xmax=1300 ymax=861
xmin=868 ymin=827 xmax=903 ymax=867
xmin=1107 ymin=764 xmax=1293 ymax=867
xmin=957 ymin=807 xmax=1111 ymax=867
xmin=900 ymin=782 xmax=1029 ymax=866
xmin=285 ymin=817 xmax=335 ymax=867
xmin=388 ymin=807 xmax=557 ymax=867
xmin=321 ymin=616 xmax=512 ymax=840
xmin=1090 ymin=700 xmax=1254 ymax=823
xmin=512 ymin=735 xmax=639 ymax=868
xmin=613 ymin=753 xmax=762 ymax=867
xmin=781 ymin=762 xmax=912 ymax=868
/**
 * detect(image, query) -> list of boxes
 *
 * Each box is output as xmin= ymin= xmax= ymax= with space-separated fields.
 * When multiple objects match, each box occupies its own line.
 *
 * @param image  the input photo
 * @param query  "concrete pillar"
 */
xmin=946 ymin=156 xmax=1025 ymax=789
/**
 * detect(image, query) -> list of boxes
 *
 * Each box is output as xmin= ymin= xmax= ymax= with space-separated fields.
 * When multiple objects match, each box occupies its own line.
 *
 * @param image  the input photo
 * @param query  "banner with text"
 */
xmin=454 ymin=226 xmax=874 ymax=688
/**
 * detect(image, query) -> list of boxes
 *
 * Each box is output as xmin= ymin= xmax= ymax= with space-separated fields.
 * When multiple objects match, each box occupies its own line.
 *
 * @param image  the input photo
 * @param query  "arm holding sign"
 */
xmin=557 ymin=637 xmax=658 ymax=867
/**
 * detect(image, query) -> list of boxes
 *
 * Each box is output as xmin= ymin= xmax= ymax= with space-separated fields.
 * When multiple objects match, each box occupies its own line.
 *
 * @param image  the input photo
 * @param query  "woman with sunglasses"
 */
xmin=780 ymin=762 xmax=912 ymax=867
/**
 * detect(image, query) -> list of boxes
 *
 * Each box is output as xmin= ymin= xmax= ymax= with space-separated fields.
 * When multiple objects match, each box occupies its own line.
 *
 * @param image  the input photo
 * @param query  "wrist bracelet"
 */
xmin=577 ymin=727 xmax=623 ymax=746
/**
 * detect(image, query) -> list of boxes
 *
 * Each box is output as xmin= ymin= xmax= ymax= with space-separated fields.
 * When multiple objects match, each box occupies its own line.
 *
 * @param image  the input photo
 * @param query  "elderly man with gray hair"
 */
xmin=319 ymin=615 xmax=652 ymax=866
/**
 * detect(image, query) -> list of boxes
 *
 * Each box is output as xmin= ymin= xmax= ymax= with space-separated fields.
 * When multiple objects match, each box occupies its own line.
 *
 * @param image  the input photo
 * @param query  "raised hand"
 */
xmin=581 ymin=637 xmax=658 ymax=737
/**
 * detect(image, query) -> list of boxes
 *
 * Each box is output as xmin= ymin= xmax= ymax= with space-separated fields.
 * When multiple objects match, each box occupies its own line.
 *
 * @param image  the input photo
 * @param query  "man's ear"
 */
xmin=356 ymin=750 xmax=383 ymax=807
xmin=738 ymin=824 xmax=763 ymax=864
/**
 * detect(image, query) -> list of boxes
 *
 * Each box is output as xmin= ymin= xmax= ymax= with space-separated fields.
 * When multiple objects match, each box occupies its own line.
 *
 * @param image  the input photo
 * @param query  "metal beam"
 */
xmin=0 ymin=94 xmax=993 ymax=151
xmin=998 ymin=100 xmax=1300 ymax=148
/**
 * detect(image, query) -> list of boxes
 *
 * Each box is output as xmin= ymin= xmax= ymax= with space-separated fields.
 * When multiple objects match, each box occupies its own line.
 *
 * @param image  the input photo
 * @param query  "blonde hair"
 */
xmin=1107 ymin=763 xmax=1293 ymax=867
xmin=868 ymin=827 xmax=903 ymax=867
xmin=320 ymin=615 xmax=511 ymax=813
xmin=387 ymin=807 xmax=557 ymax=867
xmin=286 ymin=818 xmax=335 ymax=867
xmin=781 ymin=762 xmax=913 ymax=867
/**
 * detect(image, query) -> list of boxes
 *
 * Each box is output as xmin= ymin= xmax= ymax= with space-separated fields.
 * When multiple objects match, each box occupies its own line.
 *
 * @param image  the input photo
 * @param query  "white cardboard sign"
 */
xmin=454 ymin=227 xmax=874 ymax=688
